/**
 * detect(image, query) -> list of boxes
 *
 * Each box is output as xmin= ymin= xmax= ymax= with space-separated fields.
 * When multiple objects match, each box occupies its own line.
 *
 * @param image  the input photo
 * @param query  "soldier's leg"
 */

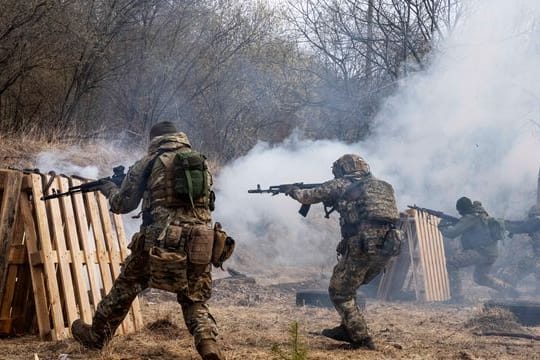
xmin=180 ymin=300 xmax=221 ymax=359
xmin=72 ymin=251 xmax=150 ymax=348
xmin=179 ymin=265 xmax=222 ymax=360
xmin=446 ymin=250 xmax=482 ymax=300
xmin=328 ymin=251 xmax=385 ymax=347
xmin=473 ymin=261 xmax=516 ymax=294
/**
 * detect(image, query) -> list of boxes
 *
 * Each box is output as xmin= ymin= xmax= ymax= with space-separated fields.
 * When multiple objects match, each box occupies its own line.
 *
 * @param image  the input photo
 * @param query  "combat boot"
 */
xmin=322 ymin=325 xmax=375 ymax=350
xmin=71 ymin=319 xmax=105 ymax=350
xmin=321 ymin=325 xmax=352 ymax=342
xmin=197 ymin=339 xmax=224 ymax=360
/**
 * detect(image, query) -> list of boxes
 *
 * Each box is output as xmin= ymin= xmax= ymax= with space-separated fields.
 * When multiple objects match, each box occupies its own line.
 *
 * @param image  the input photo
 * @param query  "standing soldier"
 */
xmin=287 ymin=154 xmax=401 ymax=349
xmin=71 ymin=122 xmax=229 ymax=360
xmin=438 ymin=197 xmax=515 ymax=301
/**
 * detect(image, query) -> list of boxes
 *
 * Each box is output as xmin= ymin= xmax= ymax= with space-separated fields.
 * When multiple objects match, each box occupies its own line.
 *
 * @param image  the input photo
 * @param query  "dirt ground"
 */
xmin=0 ymin=275 xmax=538 ymax=360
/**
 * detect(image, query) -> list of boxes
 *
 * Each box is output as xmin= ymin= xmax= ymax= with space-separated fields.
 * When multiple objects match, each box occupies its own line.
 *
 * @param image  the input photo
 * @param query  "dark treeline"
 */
xmin=0 ymin=0 xmax=461 ymax=162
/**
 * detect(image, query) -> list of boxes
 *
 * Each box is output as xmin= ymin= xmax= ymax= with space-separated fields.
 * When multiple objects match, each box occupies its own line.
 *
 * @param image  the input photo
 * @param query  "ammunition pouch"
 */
xmin=186 ymin=224 xmax=214 ymax=265
xmin=212 ymin=222 xmax=235 ymax=268
xmin=148 ymin=246 xmax=188 ymax=293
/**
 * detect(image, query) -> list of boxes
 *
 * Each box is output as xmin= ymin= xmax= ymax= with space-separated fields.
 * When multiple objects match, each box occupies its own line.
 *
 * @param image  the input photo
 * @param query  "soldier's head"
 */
xmin=332 ymin=154 xmax=370 ymax=178
xmin=456 ymin=196 xmax=473 ymax=215
xmin=528 ymin=204 xmax=540 ymax=218
xmin=149 ymin=121 xmax=177 ymax=140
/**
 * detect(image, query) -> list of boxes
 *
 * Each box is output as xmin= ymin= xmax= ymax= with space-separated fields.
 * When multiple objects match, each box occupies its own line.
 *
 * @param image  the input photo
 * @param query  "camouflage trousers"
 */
xmin=446 ymin=249 xmax=513 ymax=297
xmin=329 ymin=227 xmax=392 ymax=342
xmin=92 ymin=248 xmax=218 ymax=347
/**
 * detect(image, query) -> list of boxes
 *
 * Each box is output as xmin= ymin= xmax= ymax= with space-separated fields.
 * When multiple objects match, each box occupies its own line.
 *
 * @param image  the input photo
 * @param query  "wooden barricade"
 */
xmin=378 ymin=210 xmax=451 ymax=302
xmin=0 ymin=169 xmax=143 ymax=340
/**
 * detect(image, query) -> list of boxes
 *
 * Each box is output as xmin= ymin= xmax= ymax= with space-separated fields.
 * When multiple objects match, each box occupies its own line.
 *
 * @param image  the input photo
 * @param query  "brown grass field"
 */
xmin=0 ymin=275 xmax=538 ymax=360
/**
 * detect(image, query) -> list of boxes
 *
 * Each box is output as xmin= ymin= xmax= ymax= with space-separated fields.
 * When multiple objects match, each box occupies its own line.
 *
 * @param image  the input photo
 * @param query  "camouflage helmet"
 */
xmin=456 ymin=196 xmax=473 ymax=215
xmin=332 ymin=154 xmax=370 ymax=178
xmin=528 ymin=204 xmax=540 ymax=218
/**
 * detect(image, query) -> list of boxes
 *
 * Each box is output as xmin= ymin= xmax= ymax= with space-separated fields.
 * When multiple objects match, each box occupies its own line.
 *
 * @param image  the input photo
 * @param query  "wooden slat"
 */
xmin=422 ymin=214 xmax=442 ymax=300
xmin=57 ymin=176 xmax=93 ymax=324
xmin=44 ymin=176 xmax=78 ymax=326
xmin=0 ymin=170 xmax=23 ymax=301
xmin=21 ymin=189 xmax=52 ymax=339
xmin=30 ymin=174 xmax=66 ymax=340
xmin=70 ymin=179 xmax=102 ymax=311
xmin=84 ymin=192 xmax=114 ymax=296
xmin=96 ymin=194 xmax=129 ymax=334
xmin=113 ymin=215 xmax=144 ymax=331
xmin=414 ymin=210 xmax=433 ymax=300
xmin=405 ymin=220 xmax=421 ymax=301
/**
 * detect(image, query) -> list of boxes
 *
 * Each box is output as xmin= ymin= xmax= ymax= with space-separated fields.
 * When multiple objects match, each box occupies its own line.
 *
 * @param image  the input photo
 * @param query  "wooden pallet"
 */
xmin=378 ymin=210 xmax=450 ymax=302
xmin=0 ymin=169 xmax=143 ymax=340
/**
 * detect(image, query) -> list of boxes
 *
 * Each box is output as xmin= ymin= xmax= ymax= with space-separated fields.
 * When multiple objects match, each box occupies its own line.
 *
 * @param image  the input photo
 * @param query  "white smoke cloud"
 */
xmin=215 ymin=0 xmax=540 ymax=270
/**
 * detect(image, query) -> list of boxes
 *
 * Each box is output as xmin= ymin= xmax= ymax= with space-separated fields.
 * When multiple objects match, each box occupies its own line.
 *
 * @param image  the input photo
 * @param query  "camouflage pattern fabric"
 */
xmin=290 ymin=168 xmax=397 ymax=343
xmin=329 ymin=227 xmax=392 ymax=342
xmin=86 ymin=133 xmax=218 ymax=351
xmin=439 ymin=207 xmax=513 ymax=296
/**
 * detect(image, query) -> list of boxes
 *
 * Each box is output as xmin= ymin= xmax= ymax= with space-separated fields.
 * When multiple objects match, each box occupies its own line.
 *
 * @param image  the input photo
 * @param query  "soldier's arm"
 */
xmin=289 ymin=179 xmax=343 ymax=204
xmin=438 ymin=215 xmax=477 ymax=238
xmin=108 ymin=157 xmax=151 ymax=214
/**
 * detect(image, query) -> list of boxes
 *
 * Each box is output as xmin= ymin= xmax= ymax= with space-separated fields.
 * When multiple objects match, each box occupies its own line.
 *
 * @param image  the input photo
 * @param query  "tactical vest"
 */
xmin=147 ymin=148 xmax=212 ymax=209
xmin=337 ymin=175 xmax=399 ymax=226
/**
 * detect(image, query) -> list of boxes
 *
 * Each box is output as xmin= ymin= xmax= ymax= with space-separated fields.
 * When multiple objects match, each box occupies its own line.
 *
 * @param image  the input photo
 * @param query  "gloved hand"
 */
xmin=96 ymin=180 xmax=118 ymax=198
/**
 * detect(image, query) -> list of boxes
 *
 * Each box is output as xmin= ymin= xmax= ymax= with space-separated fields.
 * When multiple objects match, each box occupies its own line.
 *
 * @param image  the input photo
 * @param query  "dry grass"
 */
xmin=0 ymin=278 xmax=538 ymax=360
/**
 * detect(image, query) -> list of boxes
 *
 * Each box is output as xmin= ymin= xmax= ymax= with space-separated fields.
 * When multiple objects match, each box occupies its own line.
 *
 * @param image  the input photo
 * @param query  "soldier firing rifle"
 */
xmin=248 ymin=182 xmax=334 ymax=217
xmin=41 ymin=165 xmax=126 ymax=201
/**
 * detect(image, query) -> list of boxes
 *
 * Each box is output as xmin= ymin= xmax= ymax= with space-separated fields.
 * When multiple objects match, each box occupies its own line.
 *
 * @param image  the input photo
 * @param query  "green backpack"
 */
xmin=172 ymin=151 xmax=210 ymax=208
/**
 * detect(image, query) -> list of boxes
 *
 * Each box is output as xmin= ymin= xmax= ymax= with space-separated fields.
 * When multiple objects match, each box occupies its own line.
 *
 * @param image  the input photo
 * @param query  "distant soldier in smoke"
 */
xmin=287 ymin=154 xmax=401 ymax=349
xmin=438 ymin=197 xmax=515 ymax=301
xmin=71 ymin=122 xmax=231 ymax=360
xmin=500 ymin=204 xmax=540 ymax=293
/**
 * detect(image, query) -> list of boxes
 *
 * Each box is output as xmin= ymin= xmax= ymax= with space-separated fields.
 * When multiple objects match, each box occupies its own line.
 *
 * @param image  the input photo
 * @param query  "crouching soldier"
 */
xmin=287 ymin=154 xmax=401 ymax=349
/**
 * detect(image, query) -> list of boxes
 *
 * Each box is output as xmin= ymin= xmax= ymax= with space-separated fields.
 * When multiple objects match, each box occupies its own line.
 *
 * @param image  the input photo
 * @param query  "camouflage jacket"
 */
xmin=108 ymin=133 xmax=212 ymax=234
xmin=439 ymin=212 xmax=498 ymax=257
xmin=290 ymin=173 xmax=383 ymax=228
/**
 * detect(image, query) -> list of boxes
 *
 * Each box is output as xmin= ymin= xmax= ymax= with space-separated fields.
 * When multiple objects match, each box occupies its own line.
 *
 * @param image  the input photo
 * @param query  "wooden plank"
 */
xmin=96 ymin=195 xmax=133 ymax=333
xmin=44 ymin=176 xmax=78 ymax=326
xmin=57 ymin=176 xmax=93 ymax=324
xmin=30 ymin=174 xmax=66 ymax=340
xmin=414 ymin=211 xmax=434 ymax=301
xmin=70 ymin=179 xmax=101 ymax=311
xmin=406 ymin=221 xmax=421 ymax=301
xmin=423 ymin=212 xmax=443 ymax=301
xmin=84 ymin=192 xmax=114 ymax=298
xmin=21 ymin=189 xmax=52 ymax=339
xmin=113 ymin=215 xmax=143 ymax=331
xmin=0 ymin=170 xmax=23 ymax=302
xmin=430 ymin=221 xmax=450 ymax=300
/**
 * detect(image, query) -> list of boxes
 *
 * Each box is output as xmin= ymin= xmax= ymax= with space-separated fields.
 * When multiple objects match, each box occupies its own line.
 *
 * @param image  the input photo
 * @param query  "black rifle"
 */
xmin=41 ymin=166 xmax=126 ymax=201
xmin=407 ymin=205 xmax=460 ymax=224
xmin=248 ymin=183 xmax=334 ymax=218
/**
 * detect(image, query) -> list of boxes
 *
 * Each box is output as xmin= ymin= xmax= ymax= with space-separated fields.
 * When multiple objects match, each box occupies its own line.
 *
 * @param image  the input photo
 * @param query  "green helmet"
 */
xmin=456 ymin=196 xmax=473 ymax=215
xmin=332 ymin=154 xmax=370 ymax=178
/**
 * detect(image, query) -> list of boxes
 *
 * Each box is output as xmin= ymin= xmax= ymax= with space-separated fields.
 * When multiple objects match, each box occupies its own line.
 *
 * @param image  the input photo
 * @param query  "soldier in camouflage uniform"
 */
xmin=288 ymin=154 xmax=401 ymax=349
xmin=71 ymin=122 xmax=224 ymax=360
xmin=438 ymin=197 xmax=515 ymax=301
xmin=501 ymin=205 xmax=540 ymax=293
